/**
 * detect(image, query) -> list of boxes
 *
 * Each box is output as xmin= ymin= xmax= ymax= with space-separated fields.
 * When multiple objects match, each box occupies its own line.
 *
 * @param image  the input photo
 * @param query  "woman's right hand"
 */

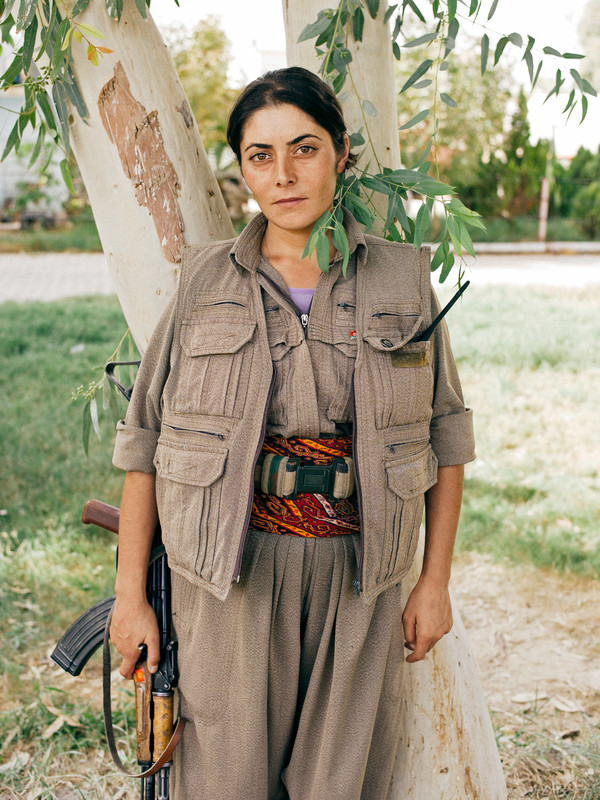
xmin=109 ymin=594 xmax=161 ymax=679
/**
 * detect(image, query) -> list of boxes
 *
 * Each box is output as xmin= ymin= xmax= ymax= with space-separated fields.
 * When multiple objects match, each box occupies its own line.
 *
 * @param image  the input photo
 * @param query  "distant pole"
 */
xmin=538 ymin=177 xmax=549 ymax=242
xmin=538 ymin=132 xmax=555 ymax=243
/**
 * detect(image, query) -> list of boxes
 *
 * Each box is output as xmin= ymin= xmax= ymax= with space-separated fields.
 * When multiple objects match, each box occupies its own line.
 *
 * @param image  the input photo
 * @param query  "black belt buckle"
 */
xmin=286 ymin=457 xmax=347 ymax=499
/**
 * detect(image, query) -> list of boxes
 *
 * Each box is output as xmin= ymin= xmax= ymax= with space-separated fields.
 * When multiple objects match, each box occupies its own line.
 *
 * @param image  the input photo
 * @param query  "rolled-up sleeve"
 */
xmin=429 ymin=287 xmax=475 ymax=467
xmin=112 ymin=295 xmax=177 ymax=474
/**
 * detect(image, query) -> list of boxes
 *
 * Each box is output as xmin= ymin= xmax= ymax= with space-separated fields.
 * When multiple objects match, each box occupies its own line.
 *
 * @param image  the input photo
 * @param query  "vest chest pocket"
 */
xmin=179 ymin=317 xmax=257 ymax=419
xmin=363 ymin=313 xmax=433 ymax=428
xmin=154 ymin=440 xmax=228 ymax=583
xmin=378 ymin=443 xmax=438 ymax=586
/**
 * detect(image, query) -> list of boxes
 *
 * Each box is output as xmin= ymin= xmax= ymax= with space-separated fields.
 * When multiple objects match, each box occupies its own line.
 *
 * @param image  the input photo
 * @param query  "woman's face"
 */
xmin=239 ymin=103 xmax=348 ymax=238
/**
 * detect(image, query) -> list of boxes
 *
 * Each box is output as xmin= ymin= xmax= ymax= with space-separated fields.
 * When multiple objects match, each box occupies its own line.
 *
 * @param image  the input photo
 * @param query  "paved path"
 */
xmin=1 ymin=250 xmax=600 ymax=303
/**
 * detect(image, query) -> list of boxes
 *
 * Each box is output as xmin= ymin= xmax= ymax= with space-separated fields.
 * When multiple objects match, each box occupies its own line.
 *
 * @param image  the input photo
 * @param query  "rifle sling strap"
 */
xmin=103 ymin=606 xmax=186 ymax=778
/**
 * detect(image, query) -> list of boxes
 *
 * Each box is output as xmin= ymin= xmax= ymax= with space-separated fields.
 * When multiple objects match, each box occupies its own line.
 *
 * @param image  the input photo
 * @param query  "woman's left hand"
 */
xmin=402 ymin=576 xmax=453 ymax=663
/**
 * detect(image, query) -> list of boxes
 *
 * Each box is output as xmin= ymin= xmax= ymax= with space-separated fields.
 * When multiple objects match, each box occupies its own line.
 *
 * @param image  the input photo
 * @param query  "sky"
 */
xmin=149 ymin=0 xmax=600 ymax=158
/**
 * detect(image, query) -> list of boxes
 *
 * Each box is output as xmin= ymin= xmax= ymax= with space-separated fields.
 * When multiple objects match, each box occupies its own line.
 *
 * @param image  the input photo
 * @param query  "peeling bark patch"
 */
xmin=98 ymin=62 xmax=184 ymax=263
xmin=177 ymin=99 xmax=194 ymax=129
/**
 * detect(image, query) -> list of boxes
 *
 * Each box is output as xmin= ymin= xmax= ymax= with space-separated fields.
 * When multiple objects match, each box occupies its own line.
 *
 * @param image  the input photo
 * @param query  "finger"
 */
xmin=146 ymin=629 xmax=161 ymax=674
xmin=402 ymin=612 xmax=416 ymax=649
xmin=120 ymin=651 xmax=139 ymax=679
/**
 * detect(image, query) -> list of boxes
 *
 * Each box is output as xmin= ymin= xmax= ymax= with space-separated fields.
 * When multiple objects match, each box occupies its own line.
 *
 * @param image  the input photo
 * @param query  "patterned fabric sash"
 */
xmin=250 ymin=435 xmax=359 ymax=537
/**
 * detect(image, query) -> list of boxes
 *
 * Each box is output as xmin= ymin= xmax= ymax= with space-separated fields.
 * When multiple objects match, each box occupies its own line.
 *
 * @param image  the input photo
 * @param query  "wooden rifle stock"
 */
xmin=51 ymin=499 xmax=182 ymax=798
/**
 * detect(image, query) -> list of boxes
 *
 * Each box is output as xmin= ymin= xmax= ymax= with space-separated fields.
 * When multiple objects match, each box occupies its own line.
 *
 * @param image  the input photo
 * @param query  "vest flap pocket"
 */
xmin=154 ymin=445 xmax=227 ymax=487
xmin=385 ymin=445 xmax=438 ymax=500
xmin=364 ymin=317 xmax=423 ymax=351
xmin=181 ymin=320 xmax=257 ymax=356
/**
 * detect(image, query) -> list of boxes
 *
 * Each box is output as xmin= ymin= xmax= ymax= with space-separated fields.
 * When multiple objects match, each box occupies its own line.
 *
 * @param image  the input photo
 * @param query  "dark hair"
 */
xmin=227 ymin=67 xmax=357 ymax=169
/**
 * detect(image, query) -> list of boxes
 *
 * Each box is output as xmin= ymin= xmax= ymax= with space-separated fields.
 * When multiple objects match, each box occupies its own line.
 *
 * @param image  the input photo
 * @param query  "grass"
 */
xmin=0 ymin=217 xmax=102 ymax=254
xmin=437 ymin=282 xmax=600 ymax=577
xmin=467 ymin=215 xmax=588 ymax=243
xmin=1 ymin=286 xmax=599 ymax=796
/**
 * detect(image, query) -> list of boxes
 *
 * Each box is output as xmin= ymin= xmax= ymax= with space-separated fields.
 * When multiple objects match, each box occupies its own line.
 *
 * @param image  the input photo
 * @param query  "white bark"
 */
xmin=285 ymin=4 xmax=507 ymax=798
xmin=284 ymin=0 xmax=401 ymax=231
xmin=61 ymin=0 xmax=234 ymax=351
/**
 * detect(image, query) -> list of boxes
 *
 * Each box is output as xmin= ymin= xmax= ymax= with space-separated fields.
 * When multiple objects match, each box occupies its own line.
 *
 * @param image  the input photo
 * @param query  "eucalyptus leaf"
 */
xmin=440 ymin=92 xmax=457 ymax=108
xmin=21 ymin=12 xmax=37 ymax=71
xmin=16 ymin=0 xmax=36 ymax=31
xmin=399 ymin=59 xmax=433 ymax=93
xmin=133 ymin=0 xmax=147 ymax=18
xmin=1 ymin=119 xmax=19 ymax=160
xmin=532 ymin=60 xmax=543 ymax=90
xmin=542 ymin=45 xmax=561 ymax=57
xmin=77 ymin=22 xmax=105 ymax=39
xmin=487 ymin=0 xmax=499 ymax=20
xmin=447 ymin=0 xmax=457 ymax=21
xmin=414 ymin=203 xmax=430 ymax=249
xmin=298 ymin=12 xmax=331 ymax=43
xmin=480 ymin=32 xmax=489 ymax=75
xmin=331 ymin=220 xmax=350 ymax=275
xmin=52 ymin=81 xmax=70 ymax=156
xmin=352 ymin=7 xmax=364 ymax=41
xmin=581 ymin=95 xmax=589 ymax=123
xmin=315 ymin=231 xmax=331 ymax=273
xmin=508 ymin=32 xmax=523 ymax=47
xmin=469 ymin=0 xmax=479 ymax=13
xmin=430 ymin=240 xmax=448 ymax=272
xmin=403 ymin=32 xmax=437 ymax=48
xmin=399 ymin=107 xmax=429 ymax=129
xmin=60 ymin=158 xmax=76 ymax=194
xmin=365 ymin=0 xmax=379 ymax=19
xmin=28 ymin=125 xmax=45 ymax=168
xmin=362 ymin=98 xmax=378 ymax=116
xmin=348 ymin=131 xmax=365 ymax=148
xmin=494 ymin=36 xmax=508 ymax=65
xmin=562 ymin=52 xmax=584 ymax=59
xmin=581 ymin=78 xmax=597 ymax=97
xmin=90 ymin=397 xmax=101 ymax=441
xmin=405 ymin=0 xmax=426 ymax=23
xmin=439 ymin=249 xmax=455 ymax=283
xmin=383 ymin=4 xmax=397 ymax=24
xmin=82 ymin=400 xmax=91 ymax=456
xmin=523 ymin=49 xmax=534 ymax=83
xmin=72 ymin=0 xmax=92 ymax=14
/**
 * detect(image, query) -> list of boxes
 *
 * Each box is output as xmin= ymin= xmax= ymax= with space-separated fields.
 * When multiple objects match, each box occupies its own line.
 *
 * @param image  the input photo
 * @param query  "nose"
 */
xmin=275 ymin=156 xmax=296 ymax=186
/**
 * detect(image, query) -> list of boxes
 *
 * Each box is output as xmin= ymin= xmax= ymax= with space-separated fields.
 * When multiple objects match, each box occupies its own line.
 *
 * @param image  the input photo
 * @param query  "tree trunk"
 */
xmin=285 ymin=5 xmax=507 ymax=798
xmin=61 ymin=0 xmax=234 ymax=351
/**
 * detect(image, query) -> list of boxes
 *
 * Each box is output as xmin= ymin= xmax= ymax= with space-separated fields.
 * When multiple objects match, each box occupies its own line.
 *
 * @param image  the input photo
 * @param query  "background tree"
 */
xmin=167 ymin=17 xmax=238 ymax=166
xmin=579 ymin=0 xmax=600 ymax=87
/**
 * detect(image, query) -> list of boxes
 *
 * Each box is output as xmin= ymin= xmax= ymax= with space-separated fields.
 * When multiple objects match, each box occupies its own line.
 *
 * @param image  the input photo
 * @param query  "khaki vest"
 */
xmin=153 ymin=233 xmax=438 ymax=604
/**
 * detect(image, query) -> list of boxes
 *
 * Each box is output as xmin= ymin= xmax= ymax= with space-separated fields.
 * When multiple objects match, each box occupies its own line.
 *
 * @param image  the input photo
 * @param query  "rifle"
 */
xmin=51 ymin=501 xmax=184 ymax=798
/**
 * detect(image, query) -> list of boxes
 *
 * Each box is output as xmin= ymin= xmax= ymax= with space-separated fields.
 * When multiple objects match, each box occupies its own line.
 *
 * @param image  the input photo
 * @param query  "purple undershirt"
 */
xmin=288 ymin=287 xmax=314 ymax=316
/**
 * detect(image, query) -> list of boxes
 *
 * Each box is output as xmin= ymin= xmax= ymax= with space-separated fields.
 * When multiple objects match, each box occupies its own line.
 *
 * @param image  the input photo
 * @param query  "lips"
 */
xmin=275 ymin=197 xmax=305 ymax=207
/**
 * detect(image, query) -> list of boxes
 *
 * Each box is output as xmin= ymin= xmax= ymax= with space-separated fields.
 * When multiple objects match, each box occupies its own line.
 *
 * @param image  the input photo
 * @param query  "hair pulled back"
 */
xmin=227 ymin=67 xmax=356 ymax=169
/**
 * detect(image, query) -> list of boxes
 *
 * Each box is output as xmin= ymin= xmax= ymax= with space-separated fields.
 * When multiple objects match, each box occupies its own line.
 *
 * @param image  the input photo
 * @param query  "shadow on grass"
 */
xmin=459 ymin=477 xmax=599 ymax=577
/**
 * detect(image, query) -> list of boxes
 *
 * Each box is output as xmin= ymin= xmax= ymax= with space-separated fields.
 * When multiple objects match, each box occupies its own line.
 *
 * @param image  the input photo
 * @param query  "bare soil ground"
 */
xmin=453 ymin=553 xmax=600 ymax=797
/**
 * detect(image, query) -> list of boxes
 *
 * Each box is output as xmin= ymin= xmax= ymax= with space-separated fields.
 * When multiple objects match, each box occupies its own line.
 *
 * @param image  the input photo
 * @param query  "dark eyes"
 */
xmin=248 ymin=144 xmax=316 ymax=162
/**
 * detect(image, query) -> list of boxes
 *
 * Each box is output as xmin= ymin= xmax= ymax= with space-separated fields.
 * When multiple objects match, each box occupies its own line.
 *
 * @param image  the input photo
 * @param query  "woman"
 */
xmin=110 ymin=67 xmax=475 ymax=800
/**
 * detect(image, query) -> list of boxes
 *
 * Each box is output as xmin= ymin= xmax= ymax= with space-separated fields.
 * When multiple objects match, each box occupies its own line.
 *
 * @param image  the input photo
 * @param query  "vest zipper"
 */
xmin=300 ymin=313 xmax=309 ymax=336
xmin=162 ymin=423 xmax=225 ymax=440
xmin=233 ymin=366 xmax=277 ymax=582
xmin=351 ymin=371 xmax=364 ymax=597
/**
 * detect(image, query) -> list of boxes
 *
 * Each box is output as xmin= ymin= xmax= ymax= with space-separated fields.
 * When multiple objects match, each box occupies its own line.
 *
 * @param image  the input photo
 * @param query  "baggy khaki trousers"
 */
xmin=171 ymin=531 xmax=406 ymax=800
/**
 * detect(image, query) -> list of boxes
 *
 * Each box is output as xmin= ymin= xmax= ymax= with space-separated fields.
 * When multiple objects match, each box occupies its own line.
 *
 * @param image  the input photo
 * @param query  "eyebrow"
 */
xmin=243 ymin=133 xmax=323 ymax=153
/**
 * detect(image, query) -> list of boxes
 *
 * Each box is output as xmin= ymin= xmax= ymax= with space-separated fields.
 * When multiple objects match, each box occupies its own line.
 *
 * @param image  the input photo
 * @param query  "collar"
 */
xmin=229 ymin=207 xmax=367 ymax=272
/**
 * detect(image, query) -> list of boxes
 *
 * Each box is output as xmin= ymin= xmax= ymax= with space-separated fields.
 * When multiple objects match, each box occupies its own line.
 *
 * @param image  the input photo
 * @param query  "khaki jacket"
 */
xmin=113 ymin=212 xmax=475 ymax=604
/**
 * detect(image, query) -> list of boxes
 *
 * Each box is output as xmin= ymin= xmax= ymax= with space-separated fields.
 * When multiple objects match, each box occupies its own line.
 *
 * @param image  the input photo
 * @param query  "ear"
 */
xmin=337 ymin=133 xmax=350 ymax=173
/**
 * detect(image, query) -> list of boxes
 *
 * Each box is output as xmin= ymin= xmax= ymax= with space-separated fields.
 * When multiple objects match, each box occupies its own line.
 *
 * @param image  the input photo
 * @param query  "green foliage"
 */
xmin=298 ymin=0 xmax=596 ymax=280
xmin=167 ymin=17 xmax=239 ymax=164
